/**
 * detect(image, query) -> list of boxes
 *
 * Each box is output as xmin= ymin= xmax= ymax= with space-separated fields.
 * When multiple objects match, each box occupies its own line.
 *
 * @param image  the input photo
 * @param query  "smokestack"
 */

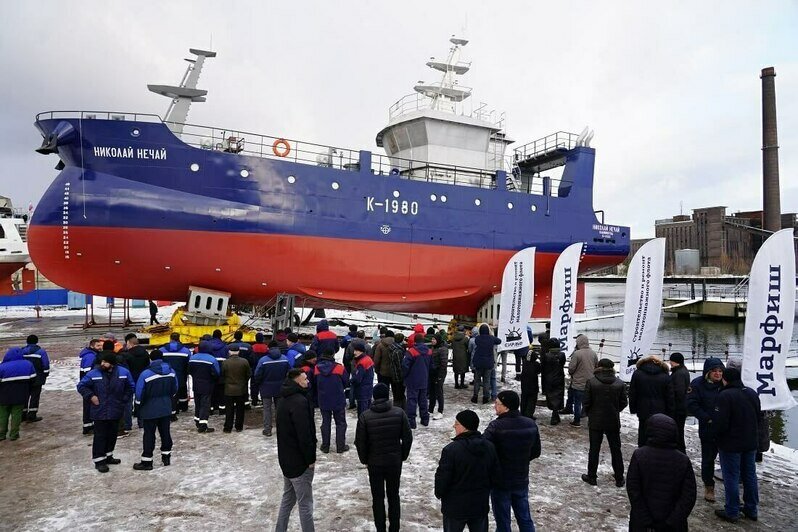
xmin=761 ymin=66 xmax=781 ymax=232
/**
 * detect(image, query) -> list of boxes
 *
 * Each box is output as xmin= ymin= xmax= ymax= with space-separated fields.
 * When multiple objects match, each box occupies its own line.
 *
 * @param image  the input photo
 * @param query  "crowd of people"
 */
xmin=0 ymin=320 xmax=772 ymax=530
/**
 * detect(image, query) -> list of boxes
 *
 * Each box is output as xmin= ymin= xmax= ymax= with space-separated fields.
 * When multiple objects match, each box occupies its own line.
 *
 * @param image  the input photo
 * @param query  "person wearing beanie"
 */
xmin=355 ymin=383 xmax=413 ymax=532
xmin=629 ymin=355 xmax=674 ymax=448
xmin=351 ymin=342 xmax=375 ymax=415
xmin=687 ymin=356 xmax=725 ymax=502
xmin=310 ymin=319 xmax=340 ymax=358
xmin=373 ymin=328 xmax=396 ymax=385
xmin=520 ymin=348 xmax=541 ymax=419
xmin=227 ymin=331 xmax=253 ymax=408
xmin=471 ymin=324 xmax=501 ymax=405
xmin=435 ymin=409 xmax=499 ymax=531
xmin=20 ymin=334 xmax=50 ymax=422
xmin=76 ymin=348 xmax=134 ymax=472
xmin=253 ymin=341 xmax=290 ymax=436
xmin=249 ymin=332 xmax=269 ymax=406
xmin=712 ymin=367 xmax=765 ymax=523
xmin=313 ymin=347 xmax=350 ymax=453
xmin=427 ymin=334 xmax=448 ymax=420
xmin=285 ymin=332 xmax=306 ymax=369
xmin=341 ymin=324 xmax=359 ymax=352
xmin=401 ymin=333 xmax=432 ymax=429
xmin=221 ymin=345 xmax=251 ymax=433
xmin=581 ymin=358 xmax=628 ymax=487
xmin=188 ymin=341 xmax=221 ymax=433
xmin=626 ymin=414 xmax=697 ymax=531
xmin=298 ymin=350 xmax=319 ymax=410
xmin=668 ymin=352 xmax=690 ymax=453
xmin=132 ymin=350 xmax=177 ymax=471
xmin=0 ymin=348 xmax=37 ymax=441
xmin=484 ymin=390 xmax=541 ymax=531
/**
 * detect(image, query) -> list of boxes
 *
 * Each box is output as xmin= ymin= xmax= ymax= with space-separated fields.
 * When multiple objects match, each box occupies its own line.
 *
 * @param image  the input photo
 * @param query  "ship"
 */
xmin=30 ymin=39 xmax=629 ymax=318
xmin=0 ymin=196 xmax=32 ymax=295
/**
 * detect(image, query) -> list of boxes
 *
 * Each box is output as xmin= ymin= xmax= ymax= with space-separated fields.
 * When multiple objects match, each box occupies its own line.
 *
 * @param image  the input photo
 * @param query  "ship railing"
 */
xmin=35 ymin=111 xmax=165 ymax=124
xmin=514 ymin=131 xmax=579 ymax=162
xmin=388 ymin=93 xmax=504 ymax=128
xmin=173 ymin=122 xmax=363 ymax=170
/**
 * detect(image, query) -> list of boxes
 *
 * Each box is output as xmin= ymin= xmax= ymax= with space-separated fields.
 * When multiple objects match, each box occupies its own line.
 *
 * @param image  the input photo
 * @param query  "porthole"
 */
xmin=474 ymin=199 xmax=481 ymax=206
xmin=430 ymin=194 xmax=437 ymax=202
xmin=332 ymin=182 xmax=340 ymax=190
xmin=393 ymin=190 xmax=400 ymax=198
xmin=240 ymin=169 xmax=250 ymax=178
xmin=190 ymin=163 xmax=200 ymax=172
xmin=507 ymin=202 xmax=514 ymax=209
xmin=287 ymin=175 xmax=296 ymax=184
xmin=440 ymin=195 xmax=447 ymax=203
xmin=531 ymin=204 xmax=537 ymax=212
xmin=131 ymin=128 xmax=141 ymax=137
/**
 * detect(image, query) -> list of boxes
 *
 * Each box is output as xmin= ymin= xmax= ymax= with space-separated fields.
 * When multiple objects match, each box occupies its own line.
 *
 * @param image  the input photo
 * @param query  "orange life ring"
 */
xmin=272 ymin=138 xmax=291 ymax=157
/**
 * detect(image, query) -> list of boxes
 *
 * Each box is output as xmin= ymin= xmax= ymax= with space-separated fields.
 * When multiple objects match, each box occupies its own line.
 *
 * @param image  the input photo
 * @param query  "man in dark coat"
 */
xmin=372 ymin=328 xmax=395 ymax=385
xmin=427 ymin=334 xmax=448 ymax=419
xmin=435 ymin=409 xmax=499 ymax=532
xmin=314 ymin=348 xmax=349 ymax=452
xmin=77 ymin=352 xmax=134 ymax=472
xmin=470 ymin=324 xmax=500 ymax=404
xmin=355 ymin=383 xmax=413 ymax=532
xmin=540 ymin=338 xmax=566 ymax=425
xmin=483 ymin=390 xmax=541 ymax=532
xmin=20 ymin=334 xmax=50 ymax=422
xmin=351 ymin=341 xmax=375 ymax=415
xmin=668 ymin=352 xmax=690 ymax=453
xmin=686 ymin=356 xmax=724 ymax=502
xmin=253 ymin=341 xmax=289 ymax=436
xmin=275 ymin=369 xmax=317 ymax=532
xmin=712 ymin=367 xmax=763 ymax=523
xmin=0 ymin=348 xmax=37 ymax=441
xmin=626 ymin=413 xmax=696 ymax=531
xmin=402 ymin=334 xmax=431 ymax=429
xmin=628 ymin=355 xmax=674 ymax=447
xmin=123 ymin=335 xmax=150 ymax=430
xmin=450 ymin=325 xmax=469 ymax=389
xmin=221 ymin=346 xmax=251 ymax=433
xmin=581 ymin=358 xmax=628 ymax=487
xmin=133 ymin=351 xmax=177 ymax=470
xmin=148 ymin=300 xmax=159 ymax=325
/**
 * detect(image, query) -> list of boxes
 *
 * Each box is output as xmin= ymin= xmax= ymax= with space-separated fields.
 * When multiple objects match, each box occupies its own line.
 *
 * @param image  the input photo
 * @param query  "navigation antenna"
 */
xmin=148 ymin=48 xmax=216 ymax=135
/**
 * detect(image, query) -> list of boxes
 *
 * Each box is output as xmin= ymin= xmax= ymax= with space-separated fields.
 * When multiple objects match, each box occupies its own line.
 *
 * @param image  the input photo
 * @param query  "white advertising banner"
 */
xmin=497 ymin=247 xmax=536 ymax=351
xmin=620 ymin=238 xmax=666 ymax=382
xmin=742 ymin=228 xmax=797 ymax=411
xmin=550 ymin=243 xmax=584 ymax=355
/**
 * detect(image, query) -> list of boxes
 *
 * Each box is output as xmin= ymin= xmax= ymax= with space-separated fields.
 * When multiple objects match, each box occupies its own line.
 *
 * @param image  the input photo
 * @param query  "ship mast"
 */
xmin=414 ymin=37 xmax=472 ymax=114
xmin=148 ymin=48 xmax=216 ymax=135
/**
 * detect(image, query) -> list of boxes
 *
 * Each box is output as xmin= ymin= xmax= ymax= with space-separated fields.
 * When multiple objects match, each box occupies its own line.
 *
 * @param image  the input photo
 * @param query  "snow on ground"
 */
xmin=2 ymin=357 xmax=797 ymax=532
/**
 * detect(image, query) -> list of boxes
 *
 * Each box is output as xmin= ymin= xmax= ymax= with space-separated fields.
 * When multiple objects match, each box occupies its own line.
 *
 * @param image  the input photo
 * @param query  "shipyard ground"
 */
xmin=1 ymin=314 xmax=797 ymax=531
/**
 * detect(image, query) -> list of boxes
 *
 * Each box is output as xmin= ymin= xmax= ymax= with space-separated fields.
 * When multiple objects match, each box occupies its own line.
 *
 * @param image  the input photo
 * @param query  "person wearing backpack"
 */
xmin=385 ymin=333 xmax=406 ymax=409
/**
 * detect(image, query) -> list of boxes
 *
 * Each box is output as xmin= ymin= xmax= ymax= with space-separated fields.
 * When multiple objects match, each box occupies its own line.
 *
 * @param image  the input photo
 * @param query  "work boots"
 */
xmin=550 ymin=411 xmax=561 ymax=426
xmin=105 ymin=456 xmax=121 ymax=465
xmin=162 ymin=454 xmax=171 ymax=466
xmin=133 ymin=461 xmax=153 ymax=471
xmin=704 ymin=485 xmax=716 ymax=502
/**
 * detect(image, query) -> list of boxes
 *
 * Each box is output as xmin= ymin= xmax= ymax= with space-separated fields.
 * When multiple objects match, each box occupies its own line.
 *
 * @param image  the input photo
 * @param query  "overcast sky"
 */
xmin=2 ymin=1 xmax=796 ymax=238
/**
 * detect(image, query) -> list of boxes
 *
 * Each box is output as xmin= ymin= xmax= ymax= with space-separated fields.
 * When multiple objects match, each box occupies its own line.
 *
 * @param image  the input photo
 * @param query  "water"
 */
xmin=577 ymin=283 xmax=798 ymax=450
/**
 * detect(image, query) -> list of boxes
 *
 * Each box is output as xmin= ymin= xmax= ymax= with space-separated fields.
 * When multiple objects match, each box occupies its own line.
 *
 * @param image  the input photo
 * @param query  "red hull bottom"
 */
xmin=28 ymin=226 xmax=620 ymax=317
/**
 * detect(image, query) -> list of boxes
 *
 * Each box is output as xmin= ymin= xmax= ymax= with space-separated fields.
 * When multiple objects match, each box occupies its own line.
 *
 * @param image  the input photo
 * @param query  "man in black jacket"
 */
xmin=626 ymin=413 xmax=696 ymax=531
xmin=686 ymin=357 xmax=724 ymax=502
xmin=581 ymin=358 xmax=628 ymax=487
xmin=484 ymin=390 xmax=541 ymax=532
xmin=275 ymin=369 xmax=317 ymax=532
xmin=628 ymin=355 xmax=674 ymax=447
xmin=713 ymin=367 xmax=763 ymax=523
xmin=668 ymin=352 xmax=690 ymax=453
xmin=435 ymin=409 xmax=499 ymax=532
xmin=355 ymin=383 xmax=413 ymax=532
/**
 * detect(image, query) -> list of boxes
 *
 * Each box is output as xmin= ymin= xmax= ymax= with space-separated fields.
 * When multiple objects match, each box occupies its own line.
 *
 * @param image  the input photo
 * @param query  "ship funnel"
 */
xmin=761 ymin=66 xmax=781 ymax=232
